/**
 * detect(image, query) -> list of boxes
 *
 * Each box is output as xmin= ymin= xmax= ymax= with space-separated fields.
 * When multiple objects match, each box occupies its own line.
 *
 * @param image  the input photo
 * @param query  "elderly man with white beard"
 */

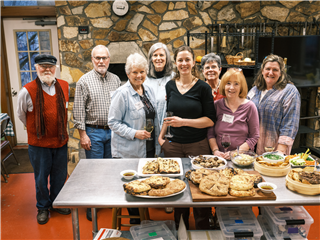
xmin=73 ymin=45 xmax=121 ymax=221
xmin=17 ymin=54 xmax=71 ymax=225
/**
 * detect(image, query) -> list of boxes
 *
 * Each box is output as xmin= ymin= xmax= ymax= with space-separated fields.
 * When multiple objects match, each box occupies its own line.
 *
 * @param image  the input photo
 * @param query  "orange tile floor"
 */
xmin=1 ymin=173 xmax=319 ymax=240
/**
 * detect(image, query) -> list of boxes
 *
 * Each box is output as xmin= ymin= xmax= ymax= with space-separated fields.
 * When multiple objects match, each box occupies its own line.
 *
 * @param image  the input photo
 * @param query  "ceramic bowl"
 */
xmin=258 ymin=182 xmax=277 ymax=194
xmin=120 ymin=170 xmax=137 ymax=180
xmin=261 ymin=152 xmax=285 ymax=164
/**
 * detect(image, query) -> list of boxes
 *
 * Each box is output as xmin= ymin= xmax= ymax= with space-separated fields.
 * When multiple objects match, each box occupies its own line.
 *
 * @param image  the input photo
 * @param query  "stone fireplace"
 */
xmin=108 ymin=41 xmax=145 ymax=83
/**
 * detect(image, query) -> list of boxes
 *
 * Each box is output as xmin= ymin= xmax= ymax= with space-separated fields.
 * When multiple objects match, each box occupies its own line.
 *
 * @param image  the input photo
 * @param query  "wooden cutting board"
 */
xmin=189 ymin=171 xmax=276 ymax=202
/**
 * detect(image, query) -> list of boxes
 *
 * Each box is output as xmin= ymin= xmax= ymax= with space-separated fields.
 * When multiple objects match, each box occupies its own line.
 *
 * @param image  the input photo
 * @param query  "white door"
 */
xmin=3 ymin=18 xmax=60 ymax=144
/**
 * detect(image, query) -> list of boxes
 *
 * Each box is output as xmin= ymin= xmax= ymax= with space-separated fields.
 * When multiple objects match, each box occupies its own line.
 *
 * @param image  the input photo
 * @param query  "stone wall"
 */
xmin=54 ymin=0 xmax=320 ymax=164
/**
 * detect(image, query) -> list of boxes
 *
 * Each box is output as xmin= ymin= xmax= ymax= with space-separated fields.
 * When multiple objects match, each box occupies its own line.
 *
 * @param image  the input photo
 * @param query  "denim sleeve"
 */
xmin=108 ymin=90 xmax=136 ymax=140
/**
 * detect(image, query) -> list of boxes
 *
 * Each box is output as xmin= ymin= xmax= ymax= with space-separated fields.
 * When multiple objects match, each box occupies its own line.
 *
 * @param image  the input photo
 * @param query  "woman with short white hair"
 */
xmin=108 ymin=52 xmax=160 ymax=158
xmin=109 ymin=52 xmax=160 ymax=225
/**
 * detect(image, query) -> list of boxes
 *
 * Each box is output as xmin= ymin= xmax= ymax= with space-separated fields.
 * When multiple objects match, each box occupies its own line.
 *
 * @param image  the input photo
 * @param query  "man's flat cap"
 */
xmin=35 ymin=54 xmax=57 ymax=65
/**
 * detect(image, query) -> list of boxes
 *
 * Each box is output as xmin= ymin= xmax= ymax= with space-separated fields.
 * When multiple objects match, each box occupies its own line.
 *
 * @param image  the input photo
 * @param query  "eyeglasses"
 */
xmin=227 ymin=68 xmax=242 ymax=72
xmin=39 ymin=64 xmax=55 ymax=69
xmin=93 ymin=56 xmax=110 ymax=61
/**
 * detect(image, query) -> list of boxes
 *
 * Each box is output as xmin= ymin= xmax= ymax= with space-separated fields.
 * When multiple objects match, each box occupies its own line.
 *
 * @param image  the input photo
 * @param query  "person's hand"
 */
xmin=213 ymin=150 xmax=225 ymax=158
xmin=275 ymin=149 xmax=285 ymax=155
xmin=223 ymin=151 xmax=231 ymax=160
xmin=135 ymin=130 xmax=151 ymax=140
xmin=80 ymin=133 xmax=91 ymax=150
xmin=158 ymin=137 xmax=165 ymax=146
xmin=163 ymin=116 xmax=184 ymax=128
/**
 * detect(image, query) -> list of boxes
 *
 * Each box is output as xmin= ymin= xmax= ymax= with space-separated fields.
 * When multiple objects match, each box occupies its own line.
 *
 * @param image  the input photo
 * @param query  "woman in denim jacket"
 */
xmin=108 ymin=52 xmax=160 ymax=159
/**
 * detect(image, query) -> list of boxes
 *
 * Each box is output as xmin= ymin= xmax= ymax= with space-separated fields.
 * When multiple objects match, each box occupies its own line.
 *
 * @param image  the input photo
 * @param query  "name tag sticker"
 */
xmin=222 ymin=114 xmax=234 ymax=124
xmin=135 ymin=101 xmax=144 ymax=110
xmin=66 ymin=102 xmax=68 ymax=108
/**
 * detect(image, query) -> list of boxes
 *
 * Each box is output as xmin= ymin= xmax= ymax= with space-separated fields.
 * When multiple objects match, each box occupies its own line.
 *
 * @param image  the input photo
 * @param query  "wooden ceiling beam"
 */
xmin=1 ymin=6 xmax=56 ymax=17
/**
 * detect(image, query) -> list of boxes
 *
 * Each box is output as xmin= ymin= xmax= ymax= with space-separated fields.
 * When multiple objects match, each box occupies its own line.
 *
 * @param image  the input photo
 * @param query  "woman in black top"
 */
xmin=158 ymin=46 xmax=216 ymax=230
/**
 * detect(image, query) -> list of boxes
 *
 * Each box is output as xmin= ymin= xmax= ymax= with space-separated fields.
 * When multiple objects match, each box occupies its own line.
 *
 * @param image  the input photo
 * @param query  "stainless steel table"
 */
xmin=53 ymin=158 xmax=320 ymax=240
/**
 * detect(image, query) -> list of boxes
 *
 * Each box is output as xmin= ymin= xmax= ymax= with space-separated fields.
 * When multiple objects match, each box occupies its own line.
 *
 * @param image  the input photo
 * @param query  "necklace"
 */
xmin=179 ymin=77 xmax=196 ymax=89
xmin=211 ymin=80 xmax=221 ymax=97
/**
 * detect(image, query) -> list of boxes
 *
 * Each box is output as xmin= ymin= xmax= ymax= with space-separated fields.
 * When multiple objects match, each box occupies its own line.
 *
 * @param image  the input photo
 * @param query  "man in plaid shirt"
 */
xmin=73 ymin=45 xmax=121 ymax=220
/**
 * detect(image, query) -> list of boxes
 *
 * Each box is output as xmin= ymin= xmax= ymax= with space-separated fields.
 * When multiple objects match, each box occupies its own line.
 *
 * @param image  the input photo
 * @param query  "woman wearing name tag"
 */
xmin=108 ymin=53 xmax=160 ymax=224
xmin=247 ymin=54 xmax=300 ymax=155
xmin=158 ymin=46 xmax=216 ymax=230
xmin=207 ymin=68 xmax=259 ymax=160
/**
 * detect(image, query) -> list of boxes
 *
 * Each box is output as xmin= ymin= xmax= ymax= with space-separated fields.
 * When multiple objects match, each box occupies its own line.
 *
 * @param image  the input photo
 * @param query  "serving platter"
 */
xmin=137 ymin=158 xmax=183 ymax=177
xmin=289 ymin=155 xmax=318 ymax=168
xmin=188 ymin=171 xmax=276 ymax=202
xmin=190 ymin=155 xmax=227 ymax=170
xmin=127 ymin=178 xmax=187 ymax=198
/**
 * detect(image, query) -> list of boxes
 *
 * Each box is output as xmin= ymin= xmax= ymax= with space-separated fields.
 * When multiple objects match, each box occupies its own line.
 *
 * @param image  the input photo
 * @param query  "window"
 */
xmin=2 ymin=0 xmax=55 ymax=6
xmin=15 ymin=30 xmax=52 ymax=86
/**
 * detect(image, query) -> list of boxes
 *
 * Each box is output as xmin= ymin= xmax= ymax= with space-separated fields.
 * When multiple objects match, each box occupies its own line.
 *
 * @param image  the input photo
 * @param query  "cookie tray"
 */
xmin=137 ymin=158 xmax=183 ymax=177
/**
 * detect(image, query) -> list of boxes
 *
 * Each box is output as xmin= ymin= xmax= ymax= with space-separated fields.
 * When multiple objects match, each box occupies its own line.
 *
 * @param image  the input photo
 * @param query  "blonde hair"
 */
xmin=220 ymin=68 xmax=248 ymax=98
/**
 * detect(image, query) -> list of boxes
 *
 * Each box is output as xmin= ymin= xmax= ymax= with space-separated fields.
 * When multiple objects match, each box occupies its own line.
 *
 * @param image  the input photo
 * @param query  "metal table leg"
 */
xmin=92 ymin=208 xmax=98 ymax=237
xmin=71 ymin=208 xmax=80 ymax=240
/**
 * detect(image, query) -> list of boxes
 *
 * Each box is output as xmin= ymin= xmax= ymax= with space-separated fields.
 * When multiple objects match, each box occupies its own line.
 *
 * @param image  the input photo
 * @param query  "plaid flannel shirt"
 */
xmin=73 ymin=69 xmax=121 ymax=130
xmin=247 ymin=83 xmax=301 ymax=155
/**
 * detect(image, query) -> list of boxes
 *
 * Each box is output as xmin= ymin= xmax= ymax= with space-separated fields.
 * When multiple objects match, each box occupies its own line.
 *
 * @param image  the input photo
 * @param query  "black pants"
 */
xmin=174 ymin=207 xmax=211 ymax=230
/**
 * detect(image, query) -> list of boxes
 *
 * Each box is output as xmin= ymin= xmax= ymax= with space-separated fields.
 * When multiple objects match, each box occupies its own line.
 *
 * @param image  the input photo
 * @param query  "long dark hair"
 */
xmin=173 ymin=45 xmax=200 ymax=80
xmin=253 ymin=54 xmax=292 ymax=91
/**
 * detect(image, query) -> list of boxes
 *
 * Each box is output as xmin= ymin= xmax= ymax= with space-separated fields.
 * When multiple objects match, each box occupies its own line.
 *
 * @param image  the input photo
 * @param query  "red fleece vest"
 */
xmin=25 ymin=79 xmax=69 ymax=148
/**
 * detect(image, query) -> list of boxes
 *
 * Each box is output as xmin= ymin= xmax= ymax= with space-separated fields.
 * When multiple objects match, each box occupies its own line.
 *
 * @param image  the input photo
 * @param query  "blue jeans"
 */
xmin=28 ymin=144 xmax=68 ymax=210
xmin=85 ymin=127 xmax=112 ymax=159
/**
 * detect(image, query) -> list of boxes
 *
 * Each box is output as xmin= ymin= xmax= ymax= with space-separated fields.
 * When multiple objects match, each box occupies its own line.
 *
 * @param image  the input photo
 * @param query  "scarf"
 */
xmin=35 ymin=77 xmax=66 ymax=142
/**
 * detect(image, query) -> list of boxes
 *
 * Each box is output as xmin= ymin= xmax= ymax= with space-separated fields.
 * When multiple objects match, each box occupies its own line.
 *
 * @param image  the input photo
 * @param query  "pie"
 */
xmin=229 ymin=175 xmax=254 ymax=191
xmin=199 ymin=172 xmax=229 ymax=196
xmin=188 ymin=169 xmax=214 ymax=185
xmin=123 ymin=180 xmax=151 ymax=195
xmin=229 ymin=188 xmax=256 ymax=197
xmin=158 ymin=158 xmax=180 ymax=174
xmin=219 ymin=167 xmax=238 ymax=178
xmin=142 ymin=160 xmax=159 ymax=174
xmin=124 ymin=177 xmax=185 ymax=197
xmin=148 ymin=179 xmax=186 ymax=196
xmin=141 ymin=175 xmax=170 ymax=188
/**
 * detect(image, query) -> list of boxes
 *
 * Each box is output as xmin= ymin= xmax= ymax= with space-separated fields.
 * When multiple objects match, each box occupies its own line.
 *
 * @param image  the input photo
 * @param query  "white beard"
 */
xmin=39 ymin=72 xmax=55 ymax=85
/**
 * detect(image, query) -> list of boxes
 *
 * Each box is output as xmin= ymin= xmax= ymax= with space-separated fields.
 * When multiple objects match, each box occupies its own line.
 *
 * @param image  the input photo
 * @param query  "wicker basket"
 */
xmin=233 ymin=52 xmax=243 ymax=64
xmin=225 ymin=55 xmax=234 ymax=64
xmin=225 ymin=52 xmax=243 ymax=65
xmin=286 ymin=174 xmax=320 ymax=195
xmin=234 ymin=60 xmax=255 ymax=66
xmin=254 ymin=161 xmax=291 ymax=177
